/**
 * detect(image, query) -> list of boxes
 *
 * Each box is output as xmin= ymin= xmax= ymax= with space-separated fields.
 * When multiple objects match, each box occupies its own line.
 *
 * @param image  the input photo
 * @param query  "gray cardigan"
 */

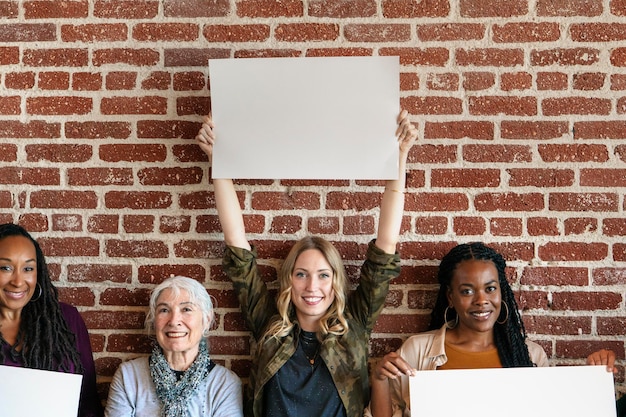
xmin=105 ymin=356 xmax=243 ymax=417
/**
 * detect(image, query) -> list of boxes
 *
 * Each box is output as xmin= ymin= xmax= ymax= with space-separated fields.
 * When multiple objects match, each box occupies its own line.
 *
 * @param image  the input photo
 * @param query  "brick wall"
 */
xmin=1 ymin=0 xmax=626 ymax=402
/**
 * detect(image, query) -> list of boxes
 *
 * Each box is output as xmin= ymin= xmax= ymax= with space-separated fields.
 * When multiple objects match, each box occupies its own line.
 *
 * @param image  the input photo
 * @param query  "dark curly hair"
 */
xmin=0 ymin=223 xmax=82 ymax=372
xmin=428 ymin=242 xmax=534 ymax=367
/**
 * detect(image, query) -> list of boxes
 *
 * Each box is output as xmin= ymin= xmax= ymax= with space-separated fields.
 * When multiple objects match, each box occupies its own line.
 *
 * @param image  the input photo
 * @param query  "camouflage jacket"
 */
xmin=222 ymin=239 xmax=401 ymax=417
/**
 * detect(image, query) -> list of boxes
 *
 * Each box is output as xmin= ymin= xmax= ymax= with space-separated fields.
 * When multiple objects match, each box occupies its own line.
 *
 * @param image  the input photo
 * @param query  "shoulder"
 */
xmin=58 ymin=302 xmax=87 ymax=332
xmin=209 ymin=364 xmax=242 ymax=385
xmin=525 ymin=339 xmax=549 ymax=367
xmin=116 ymin=356 xmax=150 ymax=377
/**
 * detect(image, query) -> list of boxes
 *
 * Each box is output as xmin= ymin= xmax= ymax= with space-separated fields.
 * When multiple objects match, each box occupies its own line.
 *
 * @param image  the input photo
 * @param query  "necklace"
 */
xmin=300 ymin=330 xmax=320 ymax=367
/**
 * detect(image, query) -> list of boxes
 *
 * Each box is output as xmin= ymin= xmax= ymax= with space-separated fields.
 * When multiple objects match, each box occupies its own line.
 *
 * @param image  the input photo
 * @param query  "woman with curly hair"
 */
xmin=367 ymin=242 xmax=548 ymax=417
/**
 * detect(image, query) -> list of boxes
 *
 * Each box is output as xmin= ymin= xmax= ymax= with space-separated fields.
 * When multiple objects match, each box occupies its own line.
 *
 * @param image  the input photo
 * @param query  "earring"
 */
xmin=497 ymin=302 xmax=509 ymax=325
xmin=444 ymin=305 xmax=458 ymax=329
xmin=30 ymin=283 xmax=43 ymax=303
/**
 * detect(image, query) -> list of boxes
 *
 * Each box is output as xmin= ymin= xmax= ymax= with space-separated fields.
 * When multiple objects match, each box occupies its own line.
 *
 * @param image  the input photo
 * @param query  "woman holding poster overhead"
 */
xmin=366 ymin=242 xmax=549 ymax=417
xmin=0 ymin=223 xmax=103 ymax=417
xmin=195 ymin=110 xmax=417 ymax=417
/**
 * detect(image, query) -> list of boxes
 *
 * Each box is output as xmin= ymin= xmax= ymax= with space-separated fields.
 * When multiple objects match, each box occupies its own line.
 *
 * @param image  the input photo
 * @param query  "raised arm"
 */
xmin=195 ymin=115 xmax=251 ymax=250
xmin=374 ymin=110 xmax=418 ymax=254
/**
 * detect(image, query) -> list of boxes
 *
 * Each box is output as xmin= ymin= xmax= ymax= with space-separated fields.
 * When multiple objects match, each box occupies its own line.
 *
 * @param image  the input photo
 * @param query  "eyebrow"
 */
xmin=0 ymin=257 xmax=36 ymax=263
xmin=156 ymin=301 xmax=195 ymax=308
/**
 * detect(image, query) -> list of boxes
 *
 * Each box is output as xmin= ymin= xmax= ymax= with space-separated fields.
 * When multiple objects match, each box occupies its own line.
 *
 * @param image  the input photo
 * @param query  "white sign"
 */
xmin=409 ymin=365 xmax=616 ymax=417
xmin=0 ymin=365 xmax=83 ymax=417
xmin=209 ymin=55 xmax=400 ymax=180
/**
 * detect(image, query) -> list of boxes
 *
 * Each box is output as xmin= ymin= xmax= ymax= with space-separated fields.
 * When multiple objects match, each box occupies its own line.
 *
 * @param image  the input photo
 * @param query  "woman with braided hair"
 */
xmin=366 ymin=242 xmax=548 ymax=417
xmin=0 ymin=223 xmax=103 ymax=417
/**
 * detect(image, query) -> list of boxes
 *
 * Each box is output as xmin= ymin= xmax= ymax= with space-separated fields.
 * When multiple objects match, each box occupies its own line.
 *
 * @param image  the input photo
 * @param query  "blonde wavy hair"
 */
xmin=263 ymin=236 xmax=350 ymax=341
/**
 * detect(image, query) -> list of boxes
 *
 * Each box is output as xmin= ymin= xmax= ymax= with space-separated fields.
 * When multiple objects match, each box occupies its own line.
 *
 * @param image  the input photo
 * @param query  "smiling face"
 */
xmin=0 ymin=235 xmax=38 ymax=316
xmin=154 ymin=288 xmax=206 ymax=367
xmin=290 ymin=249 xmax=336 ymax=331
xmin=446 ymin=259 xmax=502 ymax=335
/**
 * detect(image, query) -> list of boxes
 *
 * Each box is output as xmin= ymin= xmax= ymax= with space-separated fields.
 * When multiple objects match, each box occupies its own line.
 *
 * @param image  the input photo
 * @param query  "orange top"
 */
xmin=437 ymin=341 xmax=502 ymax=370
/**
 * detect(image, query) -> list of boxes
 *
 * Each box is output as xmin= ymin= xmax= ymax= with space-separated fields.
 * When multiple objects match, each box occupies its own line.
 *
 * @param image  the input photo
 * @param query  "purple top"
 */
xmin=1 ymin=302 xmax=103 ymax=417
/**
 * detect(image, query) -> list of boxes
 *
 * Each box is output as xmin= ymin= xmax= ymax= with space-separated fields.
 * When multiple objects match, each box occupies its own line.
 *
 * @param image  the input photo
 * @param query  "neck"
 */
xmin=446 ymin=326 xmax=495 ymax=352
xmin=164 ymin=347 xmax=199 ymax=371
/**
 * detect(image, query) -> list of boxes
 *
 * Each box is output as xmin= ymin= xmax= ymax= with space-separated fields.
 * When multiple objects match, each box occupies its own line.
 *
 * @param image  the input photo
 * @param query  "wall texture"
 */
xmin=1 ymin=0 xmax=626 ymax=403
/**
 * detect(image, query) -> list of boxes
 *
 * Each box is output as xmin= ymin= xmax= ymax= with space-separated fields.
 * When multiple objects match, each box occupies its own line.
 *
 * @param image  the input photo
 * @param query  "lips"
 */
xmin=303 ymin=296 xmax=323 ymax=305
xmin=165 ymin=331 xmax=188 ymax=338
xmin=470 ymin=310 xmax=492 ymax=320
xmin=4 ymin=289 xmax=28 ymax=300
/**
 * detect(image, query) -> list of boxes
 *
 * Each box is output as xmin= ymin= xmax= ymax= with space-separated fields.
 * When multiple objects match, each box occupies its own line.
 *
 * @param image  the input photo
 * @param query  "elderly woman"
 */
xmin=105 ymin=276 xmax=243 ymax=417
xmin=0 ymin=223 xmax=103 ymax=417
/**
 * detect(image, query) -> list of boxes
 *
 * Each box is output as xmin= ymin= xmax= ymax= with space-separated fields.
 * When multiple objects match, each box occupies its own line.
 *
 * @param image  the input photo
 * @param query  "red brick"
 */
xmin=475 ymin=193 xmax=544 ymax=212
xmin=573 ymin=72 xmax=606 ymax=90
xmin=105 ymin=191 xmax=172 ymax=209
xmin=374 ymin=313 xmax=428 ymax=334
xmin=490 ymin=217 xmax=522 ymax=236
xmin=618 ymin=145 xmax=626 ymax=162
xmin=164 ymin=0 xmax=229 ymax=17
xmin=24 ymin=0 xmax=87 ymax=18
xmin=460 ymin=0 xmax=527 ymax=17
xmin=507 ymin=168 xmax=574 ymax=187
xmin=536 ymin=71 xmax=568 ymax=90
xmin=105 ymin=72 xmax=136 ymax=90
xmin=101 ymin=96 xmax=166 ymax=115
xmin=107 ymin=334 xmax=152 ymax=353
xmin=106 ymin=239 xmax=169 ymax=258
xmin=100 ymin=288 xmax=151 ymax=306
xmin=173 ymin=239 xmax=224 ymax=259
xmin=31 ymin=190 xmax=97 ymax=208
xmin=202 ymin=24 xmax=269 ymax=42
xmin=65 ymin=121 xmax=130 ymax=139
xmin=564 ymin=217 xmax=597 ymax=235
xmin=574 ymin=121 xmax=626 ymax=139
xmin=68 ymin=168 xmax=133 ymax=186
xmin=275 ymin=23 xmax=338 ymax=42
xmin=603 ymin=218 xmax=626 ymax=236
xmin=493 ymin=23 xmax=560 ymax=42
xmin=431 ymin=168 xmax=500 ymax=187
xmin=307 ymin=216 xmax=340 ymax=235
xmin=522 ymin=267 xmax=588 ymax=286
xmin=0 ymin=96 xmax=20 ymax=115
xmin=94 ymin=0 xmax=158 ymax=19
xmin=616 ymin=244 xmax=626 ymax=262
xmin=26 ymin=144 xmax=91 ymax=163
xmin=87 ymin=215 xmax=119 ymax=234
xmin=137 ymin=167 xmax=202 ymax=186
xmin=549 ymin=192 xmax=618 ymax=212
xmin=524 ymin=315 xmax=592 ymax=335
xmin=538 ymin=144 xmax=608 ymax=162
xmin=0 ymin=144 xmax=17 ymax=162
xmin=469 ymin=96 xmax=537 ymax=116
xmin=598 ymin=317 xmax=626 ymax=336
xmin=38 ymin=71 xmax=70 ymax=90
xmin=309 ymin=0 xmax=376 ymax=17
xmin=0 ymin=167 xmax=59 ymax=185
xmin=553 ymin=291 xmax=621 ymax=311
xmin=426 ymin=73 xmax=459 ymax=91
xmin=269 ymin=215 xmax=302 ymax=234
xmin=539 ymin=242 xmax=609 ymax=262
xmin=381 ymin=0 xmax=449 ymax=18
xmin=462 ymin=72 xmax=495 ymax=90
xmin=453 ymin=216 xmax=486 ymax=235
xmin=172 ymin=72 xmax=205 ymax=91
xmin=537 ymin=0 xmax=603 ymax=16
xmin=23 ymin=48 xmax=88 ymax=66
xmin=593 ymin=268 xmax=626 ymax=285
xmin=254 ymin=191 xmax=320 ymax=210
xmin=82 ymin=310 xmax=145 ymax=329
xmin=405 ymin=193 xmax=469 ymax=212
xmin=69 ymin=263 xmax=130 ymax=284
xmin=380 ymin=47 xmax=449 ymax=66
xmin=527 ymin=217 xmax=559 ymax=236
xmin=51 ymin=214 xmax=82 ymax=232
xmin=500 ymin=71 xmax=532 ymax=91
xmin=0 ymin=46 xmax=18 ymax=64
xmin=0 ymin=1 xmax=18 ymax=17
xmin=425 ymin=121 xmax=493 ymax=140
xmin=159 ymin=215 xmax=191 ymax=234
xmin=141 ymin=71 xmax=171 ymax=90
xmin=27 ymin=96 xmax=92 ymax=115
xmin=137 ymin=120 xmax=199 ymax=139
xmin=402 ymin=96 xmax=462 ymax=115
xmin=133 ymin=23 xmax=198 ymax=41
xmin=400 ymin=72 xmax=420 ymax=91
xmin=238 ymin=49 xmax=302 ymax=58
xmin=93 ymin=48 xmax=160 ymax=66
xmin=571 ymin=23 xmax=626 ymax=42
xmin=99 ymin=144 xmax=166 ymax=162
xmin=72 ymin=72 xmax=103 ymax=90
xmin=5 ymin=72 xmax=36 ymax=89
xmin=17 ymin=213 xmax=48 ymax=232
xmin=344 ymin=24 xmax=410 ymax=42
xmin=179 ymin=191 xmax=215 ymax=210
xmin=531 ymin=48 xmax=600 ymax=66
xmin=237 ymin=0 xmax=303 ymax=17
xmin=611 ymin=74 xmax=626 ymax=90
xmin=581 ymin=169 xmax=626 ymax=187
xmin=57 ymin=287 xmax=96 ymax=306
xmin=418 ymin=23 xmax=484 ymax=41
xmin=456 ymin=48 xmax=524 ymax=66
xmin=176 ymin=96 xmax=211 ymax=116
xmin=556 ymin=340 xmax=625 ymax=360
xmin=61 ymin=23 xmax=127 ymax=42
xmin=39 ymin=237 xmax=100 ymax=257
xmin=543 ymin=97 xmax=611 ymax=115
xmin=414 ymin=216 xmax=447 ymax=235
xmin=463 ymin=144 xmax=531 ymax=163
xmin=164 ymin=48 xmax=230 ymax=66
xmin=123 ymin=215 xmax=154 ymax=233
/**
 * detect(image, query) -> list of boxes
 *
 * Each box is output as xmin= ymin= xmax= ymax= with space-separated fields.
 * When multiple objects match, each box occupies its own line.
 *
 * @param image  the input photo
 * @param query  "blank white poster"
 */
xmin=208 ymin=55 xmax=400 ymax=180
xmin=0 ymin=365 xmax=83 ymax=417
xmin=409 ymin=365 xmax=616 ymax=417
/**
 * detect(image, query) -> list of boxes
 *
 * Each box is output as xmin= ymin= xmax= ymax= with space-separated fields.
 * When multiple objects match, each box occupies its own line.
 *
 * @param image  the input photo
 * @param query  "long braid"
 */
xmin=0 ymin=224 xmax=82 ymax=372
xmin=428 ymin=242 xmax=534 ymax=367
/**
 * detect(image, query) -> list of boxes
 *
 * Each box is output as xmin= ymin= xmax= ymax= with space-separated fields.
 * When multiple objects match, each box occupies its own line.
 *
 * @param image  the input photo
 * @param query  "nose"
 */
xmin=9 ymin=269 xmax=25 ymax=287
xmin=305 ymin=276 xmax=318 ymax=292
xmin=168 ymin=310 xmax=182 ymax=325
xmin=474 ymin=290 xmax=488 ymax=305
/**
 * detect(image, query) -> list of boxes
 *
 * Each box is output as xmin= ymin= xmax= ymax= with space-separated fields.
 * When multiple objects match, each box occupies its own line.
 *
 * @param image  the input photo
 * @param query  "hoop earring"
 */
xmin=444 ymin=306 xmax=458 ymax=329
xmin=30 ymin=283 xmax=43 ymax=303
xmin=497 ymin=302 xmax=509 ymax=325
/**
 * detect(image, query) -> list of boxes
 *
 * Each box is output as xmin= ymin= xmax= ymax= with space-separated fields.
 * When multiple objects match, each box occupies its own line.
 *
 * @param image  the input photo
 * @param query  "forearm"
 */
xmin=375 ymin=155 xmax=408 ymax=254
xmin=369 ymin=377 xmax=394 ymax=417
xmin=213 ymin=178 xmax=250 ymax=250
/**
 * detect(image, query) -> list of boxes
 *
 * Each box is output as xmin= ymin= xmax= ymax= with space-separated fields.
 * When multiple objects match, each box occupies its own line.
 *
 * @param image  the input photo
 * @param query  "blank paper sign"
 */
xmin=410 ymin=365 xmax=616 ymax=417
xmin=0 ymin=365 xmax=83 ymax=417
xmin=209 ymin=55 xmax=400 ymax=180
